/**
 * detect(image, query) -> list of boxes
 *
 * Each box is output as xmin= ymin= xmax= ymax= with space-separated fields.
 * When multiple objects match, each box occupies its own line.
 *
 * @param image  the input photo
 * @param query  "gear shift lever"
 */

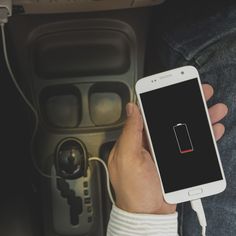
xmin=56 ymin=139 xmax=88 ymax=179
xmin=52 ymin=138 xmax=95 ymax=233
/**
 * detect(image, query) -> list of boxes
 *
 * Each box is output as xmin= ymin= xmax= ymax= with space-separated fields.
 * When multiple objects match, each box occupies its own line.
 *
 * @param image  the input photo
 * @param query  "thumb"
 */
xmin=118 ymin=103 xmax=144 ymax=155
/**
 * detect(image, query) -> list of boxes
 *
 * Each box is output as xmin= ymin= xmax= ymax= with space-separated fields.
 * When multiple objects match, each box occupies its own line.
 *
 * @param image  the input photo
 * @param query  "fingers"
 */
xmin=202 ymin=84 xmax=229 ymax=123
xmin=213 ymin=123 xmax=225 ymax=141
xmin=202 ymin=84 xmax=214 ymax=102
xmin=202 ymin=84 xmax=227 ymax=141
xmin=118 ymin=103 xmax=144 ymax=155
xmin=202 ymin=84 xmax=229 ymax=122
xmin=209 ymin=103 xmax=228 ymax=125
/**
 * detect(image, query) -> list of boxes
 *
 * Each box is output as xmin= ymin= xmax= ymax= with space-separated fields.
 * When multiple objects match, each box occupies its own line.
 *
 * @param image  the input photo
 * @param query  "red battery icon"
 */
xmin=173 ymin=123 xmax=194 ymax=154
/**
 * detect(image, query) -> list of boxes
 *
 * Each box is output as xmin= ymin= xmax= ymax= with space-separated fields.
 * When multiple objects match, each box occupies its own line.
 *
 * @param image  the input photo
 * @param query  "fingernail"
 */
xmin=126 ymin=103 xmax=133 ymax=117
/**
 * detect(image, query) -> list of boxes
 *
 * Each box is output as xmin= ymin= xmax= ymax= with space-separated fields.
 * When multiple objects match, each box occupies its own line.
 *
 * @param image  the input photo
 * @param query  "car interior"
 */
xmin=0 ymin=0 xmax=232 ymax=235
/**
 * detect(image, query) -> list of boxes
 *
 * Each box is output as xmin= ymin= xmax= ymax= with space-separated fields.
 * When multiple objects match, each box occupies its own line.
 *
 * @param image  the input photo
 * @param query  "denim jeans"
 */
xmin=155 ymin=5 xmax=236 ymax=236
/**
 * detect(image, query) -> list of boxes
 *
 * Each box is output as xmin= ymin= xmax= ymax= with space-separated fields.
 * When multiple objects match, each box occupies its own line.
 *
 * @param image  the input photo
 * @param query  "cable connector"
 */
xmin=0 ymin=0 xmax=12 ymax=23
xmin=191 ymin=199 xmax=207 ymax=236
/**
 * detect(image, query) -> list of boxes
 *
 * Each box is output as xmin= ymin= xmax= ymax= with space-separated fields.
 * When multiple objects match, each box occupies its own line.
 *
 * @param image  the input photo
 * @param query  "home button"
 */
xmin=188 ymin=188 xmax=203 ymax=196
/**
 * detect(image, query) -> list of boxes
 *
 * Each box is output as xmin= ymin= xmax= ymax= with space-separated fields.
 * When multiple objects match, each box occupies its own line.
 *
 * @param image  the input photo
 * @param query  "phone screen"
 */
xmin=140 ymin=78 xmax=223 ymax=193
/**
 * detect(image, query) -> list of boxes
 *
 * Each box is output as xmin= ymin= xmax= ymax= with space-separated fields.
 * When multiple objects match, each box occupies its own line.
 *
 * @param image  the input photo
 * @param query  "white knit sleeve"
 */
xmin=107 ymin=205 xmax=178 ymax=236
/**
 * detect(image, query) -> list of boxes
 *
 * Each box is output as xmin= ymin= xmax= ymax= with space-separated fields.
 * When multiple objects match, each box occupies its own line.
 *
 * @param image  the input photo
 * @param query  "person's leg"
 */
xmin=152 ymin=4 xmax=236 ymax=236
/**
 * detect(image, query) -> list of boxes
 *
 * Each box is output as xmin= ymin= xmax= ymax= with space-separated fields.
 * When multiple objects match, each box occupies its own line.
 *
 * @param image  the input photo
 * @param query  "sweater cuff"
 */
xmin=107 ymin=205 xmax=178 ymax=236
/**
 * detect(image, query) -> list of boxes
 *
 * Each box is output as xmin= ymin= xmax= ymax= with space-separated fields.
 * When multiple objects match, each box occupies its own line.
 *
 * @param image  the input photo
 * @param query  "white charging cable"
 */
xmin=191 ymin=199 xmax=207 ymax=236
xmin=0 ymin=22 xmax=60 ymax=179
xmin=89 ymin=157 xmax=115 ymax=205
xmin=0 ymin=6 xmax=56 ymax=178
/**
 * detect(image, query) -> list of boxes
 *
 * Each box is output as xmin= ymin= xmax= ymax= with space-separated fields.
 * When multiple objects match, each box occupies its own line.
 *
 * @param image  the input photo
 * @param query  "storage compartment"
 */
xmin=89 ymin=82 xmax=130 ymax=126
xmin=40 ymin=85 xmax=82 ymax=128
xmin=33 ymin=31 xmax=131 ymax=79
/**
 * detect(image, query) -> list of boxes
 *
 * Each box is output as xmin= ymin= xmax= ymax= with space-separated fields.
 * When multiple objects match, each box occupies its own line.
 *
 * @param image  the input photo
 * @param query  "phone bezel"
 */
xmin=135 ymin=66 xmax=226 ymax=204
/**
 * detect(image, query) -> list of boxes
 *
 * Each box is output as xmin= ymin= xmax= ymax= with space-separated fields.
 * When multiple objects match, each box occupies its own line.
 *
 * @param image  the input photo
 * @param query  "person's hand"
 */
xmin=108 ymin=84 xmax=228 ymax=215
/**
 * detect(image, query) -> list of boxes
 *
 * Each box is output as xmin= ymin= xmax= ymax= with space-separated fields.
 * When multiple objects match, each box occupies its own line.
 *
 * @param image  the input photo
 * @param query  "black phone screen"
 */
xmin=140 ymin=78 xmax=223 ymax=193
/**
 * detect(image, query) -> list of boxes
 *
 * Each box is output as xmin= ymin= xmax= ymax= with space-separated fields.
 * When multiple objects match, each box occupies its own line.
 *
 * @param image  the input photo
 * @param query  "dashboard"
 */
xmin=12 ymin=0 xmax=165 ymax=14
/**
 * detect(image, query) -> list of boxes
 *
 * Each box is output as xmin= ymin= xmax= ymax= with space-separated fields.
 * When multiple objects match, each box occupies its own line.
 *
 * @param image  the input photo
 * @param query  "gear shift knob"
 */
xmin=55 ymin=138 xmax=88 ymax=179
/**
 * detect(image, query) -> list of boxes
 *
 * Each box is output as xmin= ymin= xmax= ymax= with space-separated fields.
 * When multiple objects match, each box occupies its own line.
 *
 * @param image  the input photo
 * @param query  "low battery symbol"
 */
xmin=173 ymin=123 xmax=194 ymax=154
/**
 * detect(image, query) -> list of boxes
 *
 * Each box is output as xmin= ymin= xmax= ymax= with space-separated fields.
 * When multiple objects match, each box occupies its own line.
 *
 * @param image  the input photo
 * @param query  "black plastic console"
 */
xmin=5 ymin=7 xmax=152 ymax=236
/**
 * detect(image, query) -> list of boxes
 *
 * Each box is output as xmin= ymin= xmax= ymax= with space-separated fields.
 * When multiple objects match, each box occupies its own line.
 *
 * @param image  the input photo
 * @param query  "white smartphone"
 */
xmin=135 ymin=66 xmax=226 ymax=204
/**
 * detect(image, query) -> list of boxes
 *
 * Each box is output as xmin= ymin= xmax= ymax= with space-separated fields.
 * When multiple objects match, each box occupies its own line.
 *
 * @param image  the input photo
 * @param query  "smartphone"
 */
xmin=135 ymin=66 xmax=226 ymax=204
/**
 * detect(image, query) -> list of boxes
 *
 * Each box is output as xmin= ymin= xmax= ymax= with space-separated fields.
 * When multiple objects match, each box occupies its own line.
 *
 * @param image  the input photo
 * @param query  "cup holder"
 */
xmin=40 ymin=85 xmax=82 ymax=128
xmin=89 ymin=82 xmax=130 ymax=126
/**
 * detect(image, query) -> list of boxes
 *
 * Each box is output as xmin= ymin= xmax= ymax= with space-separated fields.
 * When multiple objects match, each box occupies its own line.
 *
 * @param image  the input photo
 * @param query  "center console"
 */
xmin=6 ymin=5 xmax=159 ymax=236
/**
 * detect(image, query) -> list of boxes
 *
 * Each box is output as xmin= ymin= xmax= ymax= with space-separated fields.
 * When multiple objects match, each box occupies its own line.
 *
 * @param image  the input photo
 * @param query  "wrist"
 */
xmin=116 ymin=199 xmax=176 ymax=215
